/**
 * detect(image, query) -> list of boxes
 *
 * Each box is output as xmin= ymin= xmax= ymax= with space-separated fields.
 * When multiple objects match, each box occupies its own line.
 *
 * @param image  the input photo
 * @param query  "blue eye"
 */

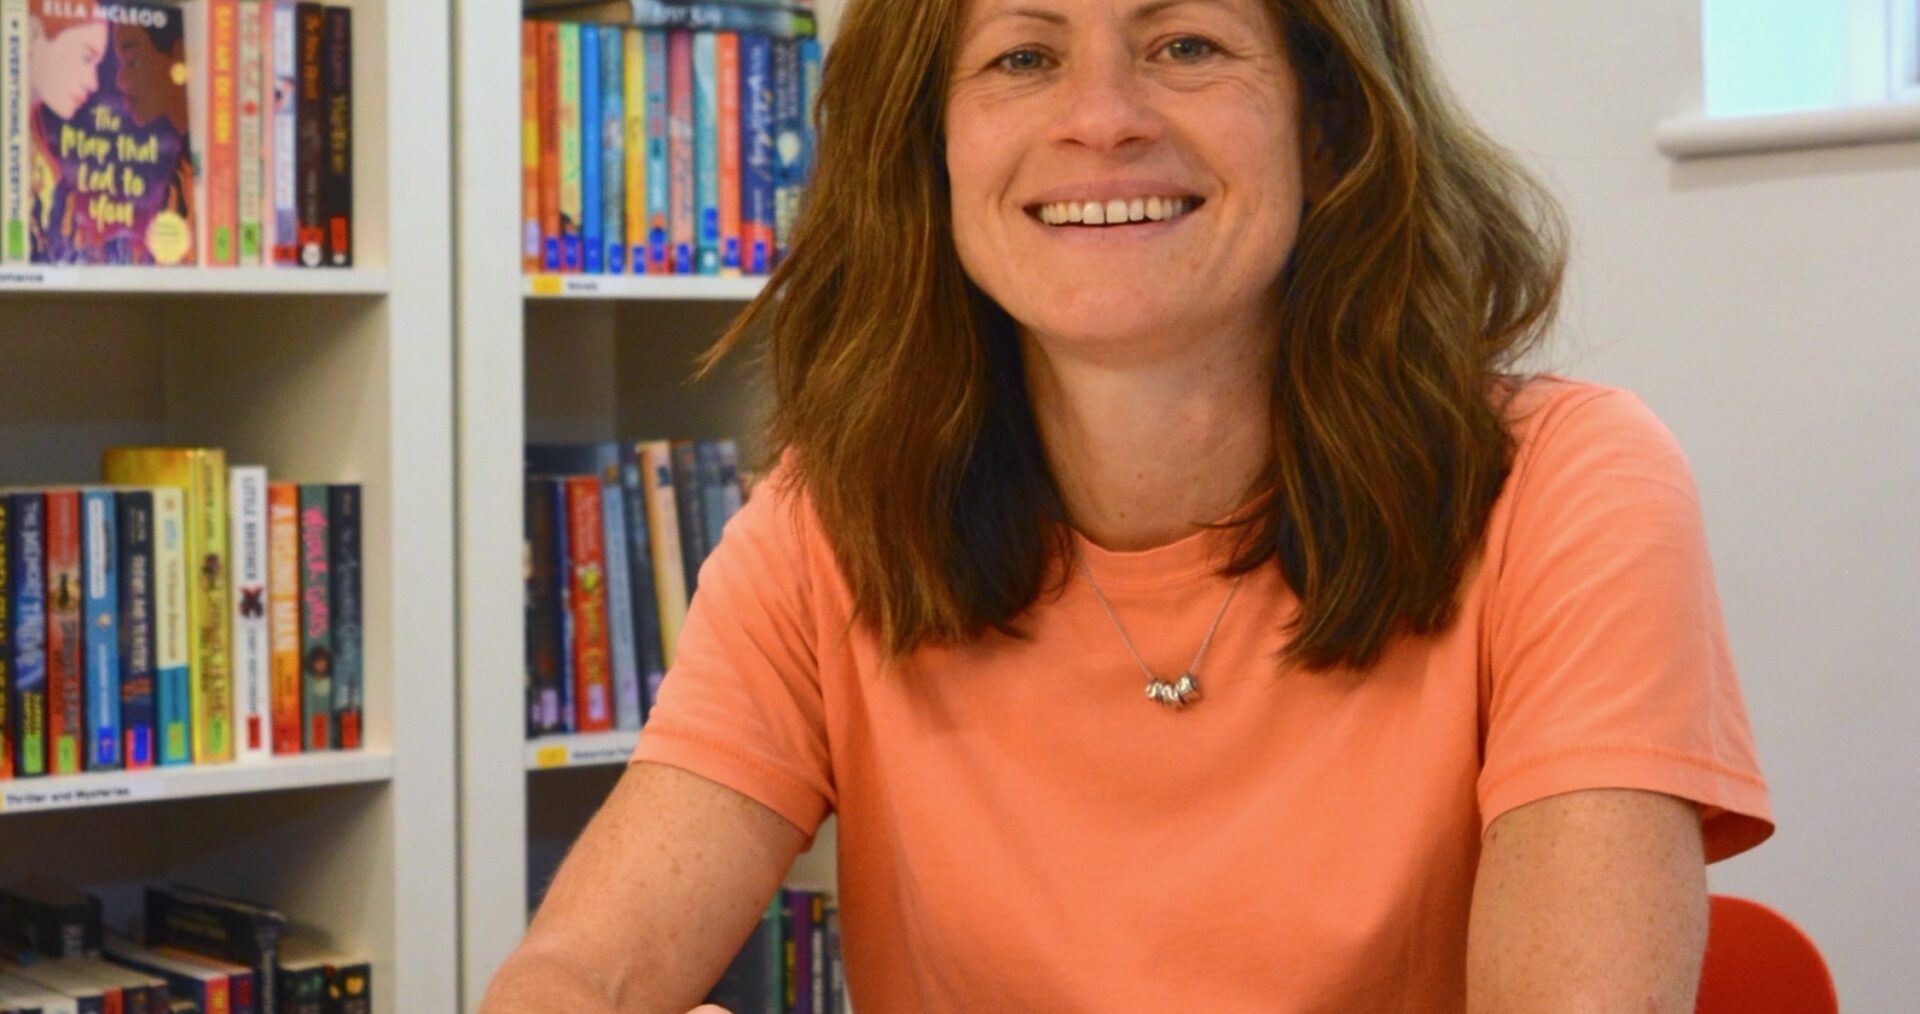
xmin=995 ymin=48 xmax=1053 ymax=74
xmin=1161 ymin=36 xmax=1220 ymax=62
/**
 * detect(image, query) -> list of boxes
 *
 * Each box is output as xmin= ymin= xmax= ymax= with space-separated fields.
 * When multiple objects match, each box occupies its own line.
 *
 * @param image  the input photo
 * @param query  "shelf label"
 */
xmin=0 ymin=268 xmax=81 ymax=288
xmin=0 ymin=776 xmax=165 ymax=814
xmin=568 ymin=745 xmax=632 ymax=766
xmin=533 ymin=745 xmax=570 ymax=769
xmin=528 ymin=274 xmax=564 ymax=296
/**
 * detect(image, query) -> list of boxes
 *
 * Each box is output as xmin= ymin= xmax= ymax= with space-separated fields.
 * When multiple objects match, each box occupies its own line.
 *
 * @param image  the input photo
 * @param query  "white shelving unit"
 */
xmin=0 ymin=0 xmax=459 ymax=1009
xmin=455 ymin=2 xmax=844 ymax=1008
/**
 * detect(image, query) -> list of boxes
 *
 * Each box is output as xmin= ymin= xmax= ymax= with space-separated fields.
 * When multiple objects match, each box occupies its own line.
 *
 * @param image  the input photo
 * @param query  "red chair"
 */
xmin=1696 ymin=895 xmax=1837 ymax=1014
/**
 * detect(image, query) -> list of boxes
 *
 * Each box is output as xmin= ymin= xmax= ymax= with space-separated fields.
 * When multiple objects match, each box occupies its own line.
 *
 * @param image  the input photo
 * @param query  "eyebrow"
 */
xmin=977 ymin=0 xmax=1237 ymax=31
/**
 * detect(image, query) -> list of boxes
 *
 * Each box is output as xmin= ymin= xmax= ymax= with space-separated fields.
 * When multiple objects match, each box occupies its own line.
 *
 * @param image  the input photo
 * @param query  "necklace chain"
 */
xmin=1073 ymin=548 xmax=1245 ymax=710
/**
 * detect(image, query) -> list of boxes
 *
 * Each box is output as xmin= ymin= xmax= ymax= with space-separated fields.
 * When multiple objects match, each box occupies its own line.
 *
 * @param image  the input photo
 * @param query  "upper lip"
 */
xmin=1022 ymin=181 xmax=1203 ymax=211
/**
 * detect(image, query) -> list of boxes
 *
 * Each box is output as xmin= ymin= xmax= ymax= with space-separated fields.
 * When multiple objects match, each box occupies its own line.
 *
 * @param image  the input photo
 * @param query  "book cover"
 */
xmin=666 ymin=29 xmax=692 ymax=273
xmin=523 ymin=477 xmax=565 ymax=736
xmin=551 ymin=478 xmax=573 ymax=731
xmin=104 ymin=935 xmax=229 ymax=1014
xmin=266 ymin=482 xmax=299 ymax=753
xmin=555 ymin=21 xmax=581 ymax=272
xmin=563 ymin=475 xmax=613 ymax=732
xmin=668 ymin=439 xmax=705 ymax=594
xmin=579 ymin=22 xmax=602 ymax=275
xmin=0 ymin=970 xmax=80 ymax=1014
xmin=520 ymin=19 xmax=540 ymax=273
xmin=536 ymin=19 xmax=560 ymax=272
xmin=615 ymin=446 xmax=665 ymax=717
xmin=7 ymin=493 xmax=46 ymax=777
xmin=691 ymin=30 xmax=718 ymax=275
xmin=704 ymin=895 xmax=781 ymax=1014
xmin=809 ymin=890 xmax=826 ymax=1014
xmin=5 ymin=957 xmax=107 ymax=1013
xmin=599 ymin=480 xmax=641 ymax=729
xmin=42 ymin=489 xmax=80 ymax=775
xmin=0 ymin=880 xmax=101 ymax=958
xmin=622 ymin=27 xmax=644 ymax=274
xmin=275 ymin=940 xmax=360 ymax=1014
xmin=695 ymin=439 xmax=728 ymax=559
xmin=296 ymin=483 xmax=329 ymax=750
xmin=326 ymin=483 xmax=360 ymax=750
xmin=0 ymin=496 xmax=11 ymax=778
xmin=236 ymin=0 xmax=263 ymax=264
xmin=554 ymin=0 xmax=817 ymax=37
xmin=27 ymin=0 xmax=196 ymax=266
xmin=600 ymin=22 xmax=625 ymax=274
xmin=143 ymin=884 xmax=283 ymax=1014
xmin=294 ymin=1 xmax=324 ymax=267
xmin=274 ymin=953 xmax=325 ymax=1014
xmin=102 ymin=447 xmax=231 ymax=764
xmin=79 ymin=488 xmax=119 ymax=771
xmin=740 ymin=31 xmax=773 ymax=275
xmin=635 ymin=441 xmax=689 ymax=667
xmin=772 ymin=37 xmax=799 ymax=267
xmin=321 ymin=4 xmax=348 ymax=266
xmin=641 ymin=29 xmax=667 ymax=274
xmin=207 ymin=0 xmax=239 ymax=265
xmin=150 ymin=486 xmax=190 ymax=766
xmin=716 ymin=31 xmax=740 ymax=276
xmin=318 ymin=958 xmax=367 ymax=1014
xmin=114 ymin=489 xmax=155 ymax=770
xmin=2 ymin=0 xmax=29 ymax=262
xmin=268 ymin=0 xmax=296 ymax=264
xmin=228 ymin=465 xmax=270 ymax=761
xmin=781 ymin=888 xmax=812 ymax=1014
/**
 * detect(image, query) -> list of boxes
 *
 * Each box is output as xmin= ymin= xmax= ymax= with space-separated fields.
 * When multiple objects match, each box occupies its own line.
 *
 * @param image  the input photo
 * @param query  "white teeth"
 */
xmin=1083 ymin=201 xmax=1105 ymax=225
xmin=1067 ymin=202 xmax=1083 ymax=223
xmin=1128 ymin=198 xmax=1145 ymax=222
xmin=1035 ymin=196 xmax=1196 ymax=227
xmin=1146 ymin=196 xmax=1164 ymax=221
xmin=1105 ymin=198 xmax=1127 ymax=223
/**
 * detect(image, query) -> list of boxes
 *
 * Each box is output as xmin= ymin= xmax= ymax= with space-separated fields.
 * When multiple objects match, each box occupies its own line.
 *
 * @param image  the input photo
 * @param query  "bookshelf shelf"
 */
xmin=0 ymin=752 xmax=395 ymax=817
xmin=523 ymin=273 xmax=767 ymax=302
xmin=0 ymin=267 xmax=392 ymax=297
xmin=524 ymin=731 xmax=643 ymax=771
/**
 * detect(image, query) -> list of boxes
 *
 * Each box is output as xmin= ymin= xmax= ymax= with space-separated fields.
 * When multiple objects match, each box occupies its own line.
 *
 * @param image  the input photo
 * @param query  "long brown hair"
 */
xmin=699 ymin=0 xmax=1567 ymax=674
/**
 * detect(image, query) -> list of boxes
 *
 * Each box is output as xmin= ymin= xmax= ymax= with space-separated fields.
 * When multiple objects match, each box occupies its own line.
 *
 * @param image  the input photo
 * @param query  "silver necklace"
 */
xmin=1073 ymin=548 xmax=1245 ymax=710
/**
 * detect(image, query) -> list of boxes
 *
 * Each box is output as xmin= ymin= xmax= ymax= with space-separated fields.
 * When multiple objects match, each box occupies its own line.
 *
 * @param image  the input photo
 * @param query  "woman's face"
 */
xmin=30 ymin=21 xmax=110 ymax=120
xmin=945 ymin=0 xmax=1315 ymax=357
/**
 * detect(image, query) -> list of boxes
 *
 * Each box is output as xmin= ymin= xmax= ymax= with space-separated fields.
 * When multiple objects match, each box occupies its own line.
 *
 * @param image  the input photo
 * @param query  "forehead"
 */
xmin=959 ymin=0 xmax=1270 ymax=28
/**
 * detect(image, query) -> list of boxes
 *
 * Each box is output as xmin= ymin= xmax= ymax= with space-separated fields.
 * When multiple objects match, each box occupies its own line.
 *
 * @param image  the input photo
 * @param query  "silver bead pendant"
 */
xmin=1145 ymin=673 xmax=1202 ymax=710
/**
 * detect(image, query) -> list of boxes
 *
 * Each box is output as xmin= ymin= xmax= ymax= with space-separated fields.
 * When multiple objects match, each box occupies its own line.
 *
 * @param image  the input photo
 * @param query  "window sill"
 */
xmin=1655 ymin=102 xmax=1920 ymax=160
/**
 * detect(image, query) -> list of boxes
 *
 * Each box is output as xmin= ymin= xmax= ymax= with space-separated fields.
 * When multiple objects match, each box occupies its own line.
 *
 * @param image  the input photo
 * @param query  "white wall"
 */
xmin=1420 ymin=2 xmax=1919 ymax=1009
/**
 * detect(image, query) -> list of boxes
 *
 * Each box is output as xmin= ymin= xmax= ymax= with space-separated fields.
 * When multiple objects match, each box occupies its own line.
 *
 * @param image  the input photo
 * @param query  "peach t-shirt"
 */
xmin=631 ymin=377 xmax=1773 ymax=1012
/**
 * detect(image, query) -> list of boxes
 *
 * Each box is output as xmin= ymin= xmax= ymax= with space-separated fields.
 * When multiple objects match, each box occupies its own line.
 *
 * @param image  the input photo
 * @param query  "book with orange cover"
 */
xmin=564 ymin=476 xmax=614 ymax=732
xmin=716 ymin=31 xmax=741 ymax=276
xmin=267 ymin=482 xmax=301 ymax=753
xmin=521 ymin=20 xmax=542 ymax=273
xmin=207 ymin=0 xmax=240 ymax=265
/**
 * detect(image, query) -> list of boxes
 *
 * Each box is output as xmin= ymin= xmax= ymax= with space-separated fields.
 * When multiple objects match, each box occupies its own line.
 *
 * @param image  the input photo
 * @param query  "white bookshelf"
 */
xmin=0 ymin=0 xmax=459 ymax=1010
xmin=455 ymin=2 xmax=845 ymax=1008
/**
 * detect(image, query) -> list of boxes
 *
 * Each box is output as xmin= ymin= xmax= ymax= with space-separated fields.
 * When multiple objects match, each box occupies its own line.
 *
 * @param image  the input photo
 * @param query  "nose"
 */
xmin=1047 ymin=39 xmax=1162 ymax=155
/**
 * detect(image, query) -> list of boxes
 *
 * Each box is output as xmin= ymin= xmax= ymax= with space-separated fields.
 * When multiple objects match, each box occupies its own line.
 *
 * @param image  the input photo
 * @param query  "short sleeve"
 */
xmin=1480 ymin=388 xmax=1774 ymax=863
xmin=630 ymin=465 xmax=835 ymax=840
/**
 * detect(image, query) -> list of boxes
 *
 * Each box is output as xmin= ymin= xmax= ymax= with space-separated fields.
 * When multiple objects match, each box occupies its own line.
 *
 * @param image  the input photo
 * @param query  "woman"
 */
xmin=27 ymin=10 xmax=109 ymax=262
xmin=485 ymin=0 xmax=1772 ymax=1010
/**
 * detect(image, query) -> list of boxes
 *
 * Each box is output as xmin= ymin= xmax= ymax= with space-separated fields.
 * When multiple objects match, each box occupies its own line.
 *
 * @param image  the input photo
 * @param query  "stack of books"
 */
xmin=0 ymin=449 xmax=364 ymax=780
xmin=521 ymin=0 xmax=821 ymax=277
xmin=0 ymin=0 xmax=358 ymax=269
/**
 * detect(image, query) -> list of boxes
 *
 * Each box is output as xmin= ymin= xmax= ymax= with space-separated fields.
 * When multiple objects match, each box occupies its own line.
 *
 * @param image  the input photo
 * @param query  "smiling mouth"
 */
xmin=1027 ymin=196 xmax=1205 ymax=228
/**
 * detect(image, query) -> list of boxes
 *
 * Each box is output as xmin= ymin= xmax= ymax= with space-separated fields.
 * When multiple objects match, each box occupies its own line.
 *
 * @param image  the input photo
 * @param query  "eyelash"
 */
xmin=990 ymin=34 xmax=1226 ymax=75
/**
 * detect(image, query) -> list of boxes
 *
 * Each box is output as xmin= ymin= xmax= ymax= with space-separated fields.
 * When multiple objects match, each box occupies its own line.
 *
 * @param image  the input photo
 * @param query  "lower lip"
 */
xmin=1027 ymin=207 xmax=1198 ymax=242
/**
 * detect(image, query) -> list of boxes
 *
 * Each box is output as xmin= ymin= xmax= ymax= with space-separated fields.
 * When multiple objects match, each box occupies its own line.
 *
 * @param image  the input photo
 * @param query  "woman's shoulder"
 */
xmin=1498 ymin=373 xmax=1685 ymax=474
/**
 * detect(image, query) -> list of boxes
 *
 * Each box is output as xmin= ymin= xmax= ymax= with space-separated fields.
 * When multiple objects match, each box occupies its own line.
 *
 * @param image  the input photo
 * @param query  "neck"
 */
xmin=1022 ymin=322 xmax=1276 ymax=553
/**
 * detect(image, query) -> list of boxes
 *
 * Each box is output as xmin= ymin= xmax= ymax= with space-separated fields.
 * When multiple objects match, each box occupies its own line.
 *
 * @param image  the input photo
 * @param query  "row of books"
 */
xmin=0 ymin=449 xmax=363 ymax=780
xmin=1 ymin=879 xmax=369 ymax=1013
xmin=0 ymin=0 xmax=355 ymax=268
xmin=523 ymin=438 xmax=745 ymax=738
xmin=519 ymin=8 xmax=821 ymax=278
xmin=706 ymin=888 xmax=844 ymax=1014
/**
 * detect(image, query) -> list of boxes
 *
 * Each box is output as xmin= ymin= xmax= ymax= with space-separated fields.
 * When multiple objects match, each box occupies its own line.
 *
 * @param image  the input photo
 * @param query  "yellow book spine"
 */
xmin=624 ymin=28 xmax=646 ymax=276
xmin=637 ymin=441 xmax=688 ymax=667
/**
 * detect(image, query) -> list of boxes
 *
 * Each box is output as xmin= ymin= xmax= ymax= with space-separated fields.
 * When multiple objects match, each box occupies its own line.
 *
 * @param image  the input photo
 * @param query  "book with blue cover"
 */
xmin=7 ymin=492 xmax=46 ymax=777
xmin=116 ymin=489 xmax=156 ymax=769
xmin=601 ymin=24 xmax=627 ymax=274
xmin=80 ymin=489 xmax=120 ymax=770
xmin=741 ymin=32 xmax=775 ymax=275
xmin=580 ymin=23 xmax=604 ymax=275
xmin=644 ymin=30 xmax=671 ymax=274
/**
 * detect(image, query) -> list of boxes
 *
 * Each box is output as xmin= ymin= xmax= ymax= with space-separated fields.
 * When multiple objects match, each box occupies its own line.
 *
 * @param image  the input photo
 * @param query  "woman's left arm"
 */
xmin=1466 ymin=787 xmax=1708 ymax=1013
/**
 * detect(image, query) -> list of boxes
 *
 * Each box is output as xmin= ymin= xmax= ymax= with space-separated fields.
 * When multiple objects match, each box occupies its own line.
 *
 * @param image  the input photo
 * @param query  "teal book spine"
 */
xmin=81 ymin=489 xmax=121 ymax=770
xmin=693 ymin=31 xmax=721 ymax=275
xmin=600 ymin=24 xmax=627 ymax=274
xmin=644 ymin=31 xmax=671 ymax=274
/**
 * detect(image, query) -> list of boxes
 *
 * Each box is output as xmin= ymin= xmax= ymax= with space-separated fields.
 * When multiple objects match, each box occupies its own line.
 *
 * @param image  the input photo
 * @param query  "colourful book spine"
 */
xmin=580 ymin=24 xmax=604 ymax=275
xmin=298 ymin=484 xmax=331 ymax=750
xmin=617 ymin=447 xmax=666 ymax=715
xmin=81 ymin=489 xmax=121 ymax=770
xmin=116 ymin=490 xmax=157 ymax=770
xmin=692 ymin=31 xmax=721 ymax=275
xmin=551 ymin=478 xmax=574 ymax=731
xmin=636 ymin=441 xmax=690 ymax=667
xmin=537 ymin=21 xmax=561 ymax=272
xmin=601 ymin=24 xmax=627 ymax=275
xmin=669 ymin=439 xmax=706 ymax=593
xmin=524 ymin=478 xmax=564 ymax=736
xmin=521 ymin=21 xmax=542 ymax=274
xmin=599 ymin=481 xmax=642 ymax=730
xmin=270 ymin=0 xmax=299 ymax=265
xmin=237 ymin=0 xmax=266 ymax=264
xmin=623 ymin=28 xmax=646 ymax=274
xmin=7 ymin=492 xmax=44 ymax=777
xmin=667 ymin=30 xmax=695 ymax=273
xmin=643 ymin=31 xmax=670 ymax=274
xmin=620 ymin=0 xmax=817 ymax=37
xmin=296 ymin=2 xmax=327 ymax=267
xmin=43 ymin=489 xmax=81 ymax=774
xmin=741 ymin=33 xmax=774 ymax=275
xmin=564 ymin=476 xmax=613 ymax=732
xmin=772 ymin=38 xmax=800 ymax=267
xmin=267 ymin=482 xmax=301 ymax=753
xmin=798 ymin=36 xmax=821 ymax=215
xmin=327 ymin=484 xmax=361 ymax=750
xmin=152 ymin=487 xmax=191 ymax=765
xmin=557 ymin=22 xmax=583 ymax=273
xmin=0 ymin=495 xmax=11 ymax=778
xmin=230 ymin=466 xmax=271 ymax=761
xmin=210 ymin=0 xmax=241 ymax=266
xmin=322 ymin=6 xmax=352 ymax=267
xmin=1 ymin=0 xmax=28 ymax=263
xmin=717 ymin=32 xmax=742 ymax=276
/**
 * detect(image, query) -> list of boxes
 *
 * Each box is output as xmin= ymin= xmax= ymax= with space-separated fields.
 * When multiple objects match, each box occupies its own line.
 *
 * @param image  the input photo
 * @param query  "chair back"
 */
xmin=1696 ymin=895 xmax=1837 ymax=1014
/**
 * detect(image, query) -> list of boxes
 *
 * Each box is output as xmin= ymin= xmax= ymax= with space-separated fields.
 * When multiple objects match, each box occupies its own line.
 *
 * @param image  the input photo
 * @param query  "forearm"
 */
xmin=479 ymin=947 xmax=628 ymax=1014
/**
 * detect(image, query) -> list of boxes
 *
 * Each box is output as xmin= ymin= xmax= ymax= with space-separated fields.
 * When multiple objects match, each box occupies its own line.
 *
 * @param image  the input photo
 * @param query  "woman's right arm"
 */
xmin=479 ymin=760 xmax=812 ymax=1014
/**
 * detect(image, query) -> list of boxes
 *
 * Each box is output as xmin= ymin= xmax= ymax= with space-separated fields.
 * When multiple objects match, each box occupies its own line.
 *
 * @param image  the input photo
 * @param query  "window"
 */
xmin=1703 ymin=0 xmax=1918 ymax=116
